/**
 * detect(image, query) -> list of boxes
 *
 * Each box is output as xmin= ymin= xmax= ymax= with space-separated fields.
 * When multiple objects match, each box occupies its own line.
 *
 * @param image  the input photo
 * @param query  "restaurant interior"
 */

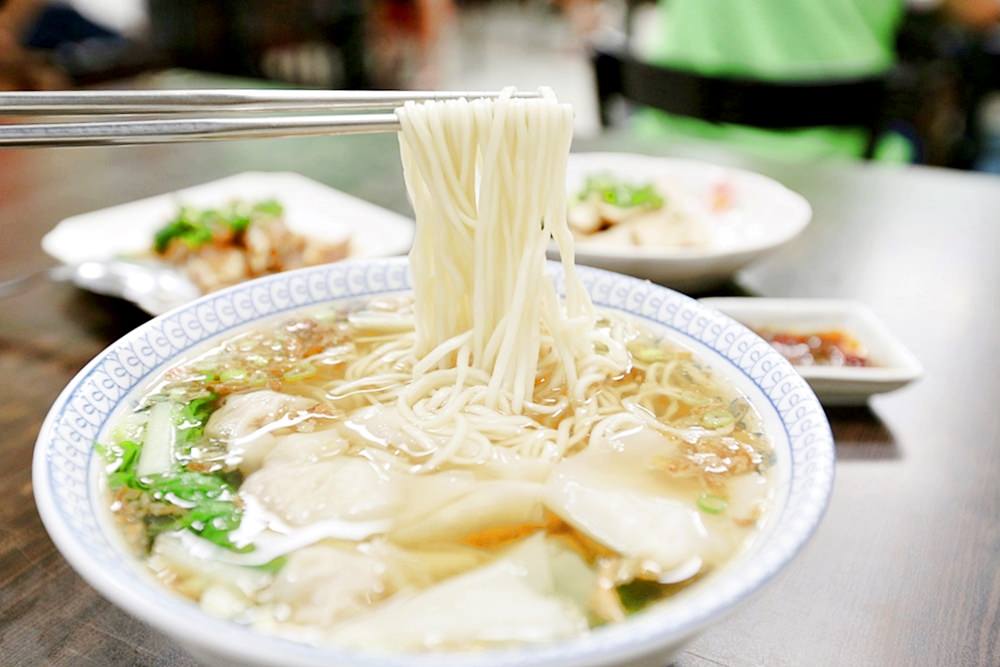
xmin=1 ymin=2 xmax=998 ymax=667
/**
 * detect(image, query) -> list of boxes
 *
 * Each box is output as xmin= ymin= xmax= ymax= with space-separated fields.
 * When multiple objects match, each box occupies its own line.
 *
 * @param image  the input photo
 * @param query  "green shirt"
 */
xmin=636 ymin=0 xmax=909 ymax=161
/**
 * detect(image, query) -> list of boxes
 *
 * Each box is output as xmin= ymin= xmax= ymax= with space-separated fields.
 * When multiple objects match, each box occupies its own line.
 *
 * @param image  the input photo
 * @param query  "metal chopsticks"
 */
xmin=0 ymin=89 xmax=539 ymax=147
xmin=0 ymin=89 xmax=539 ymax=114
xmin=0 ymin=114 xmax=402 ymax=147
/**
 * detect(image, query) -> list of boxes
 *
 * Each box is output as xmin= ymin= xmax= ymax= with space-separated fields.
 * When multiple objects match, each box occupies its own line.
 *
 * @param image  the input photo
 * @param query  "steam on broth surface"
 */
xmin=99 ymin=90 xmax=773 ymax=652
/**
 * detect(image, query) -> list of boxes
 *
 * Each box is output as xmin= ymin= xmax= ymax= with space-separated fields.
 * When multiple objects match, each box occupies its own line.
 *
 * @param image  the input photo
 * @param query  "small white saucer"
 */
xmin=701 ymin=298 xmax=923 ymax=405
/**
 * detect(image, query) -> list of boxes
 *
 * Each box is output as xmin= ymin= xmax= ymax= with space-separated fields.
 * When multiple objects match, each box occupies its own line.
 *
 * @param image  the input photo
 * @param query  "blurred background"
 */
xmin=1 ymin=0 xmax=1000 ymax=170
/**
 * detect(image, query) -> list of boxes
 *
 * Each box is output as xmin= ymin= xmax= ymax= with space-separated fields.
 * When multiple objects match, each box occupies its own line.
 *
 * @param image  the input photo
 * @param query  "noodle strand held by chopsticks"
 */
xmin=396 ymin=88 xmax=604 ymax=414
xmin=312 ymin=88 xmax=653 ymax=471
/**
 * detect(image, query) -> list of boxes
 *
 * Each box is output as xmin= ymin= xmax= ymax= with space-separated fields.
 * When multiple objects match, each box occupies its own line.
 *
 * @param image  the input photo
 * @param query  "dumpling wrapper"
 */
xmin=392 ymin=477 xmax=546 ymax=545
xmin=371 ymin=541 xmax=490 ymax=591
xmin=243 ymin=456 xmax=401 ymax=526
xmin=263 ymin=429 xmax=348 ymax=466
xmin=263 ymin=544 xmax=386 ymax=627
xmin=243 ymin=454 xmax=546 ymax=544
xmin=544 ymin=427 xmax=711 ymax=573
xmin=547 ymin=475 xmax=708 ymax=571
xmin=149 ymin=532 xmax=272 ymax=601
xmin=328 ymin=535 xmax=588 ymax=651
xmin=205 ymin=390 xmax=317 ymax=472
xmin=342 ymin=404 xmax=431 ymax=454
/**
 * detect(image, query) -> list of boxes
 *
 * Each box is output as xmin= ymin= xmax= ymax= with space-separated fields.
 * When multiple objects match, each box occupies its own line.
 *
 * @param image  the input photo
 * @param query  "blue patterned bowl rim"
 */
xmin=33 ymin=257 xmax=834 ymax=667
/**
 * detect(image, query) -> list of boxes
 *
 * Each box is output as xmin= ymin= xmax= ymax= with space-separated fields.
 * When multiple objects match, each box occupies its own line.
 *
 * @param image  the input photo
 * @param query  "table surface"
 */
xmin=2 ymin=115 xmax=1000 ymax=667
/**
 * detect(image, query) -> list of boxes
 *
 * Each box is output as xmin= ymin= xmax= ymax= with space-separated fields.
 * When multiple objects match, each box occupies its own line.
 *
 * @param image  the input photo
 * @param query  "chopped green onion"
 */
xmin=245 ymin=353 xmax=269 ymax=367
xmin=697 ymin=493 xmax=728 ymax=515
xmin=629 ymin=343 xmax=669 ymax=364
xmin=192 ymin=368 xmax=218 ymax=382
xmin=282 ymin=361 xmax=316 ymax=382
xmin=219 ymin=368 xmax=247 ymax=383
xmin=701 ymin=408 xmax=735 ymax=429
xmin=247 ymin=370 xmax=270 ymax=387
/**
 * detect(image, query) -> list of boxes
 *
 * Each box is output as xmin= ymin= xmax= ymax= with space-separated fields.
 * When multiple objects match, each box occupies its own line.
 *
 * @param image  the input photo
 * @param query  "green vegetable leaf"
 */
xmin=254 ymin=555 xmax=288 ymax=574
xmin=177 ymin=392 xmax=218 ymax=450
xmin=227 ymin=213 xmax=252 ymax=233
xmin=616 ymin=579 xmax=664 ymax=614
xmin=152 ymin=198 xmax=284 ymax=253
xmin=578 ymin=174 xmax=664 ymax=209
xmin=171 ymin=499 xmax=244 ymax=549
xmin=98 ymin=393 xmax=246 ymax=552
xmin=152 ymin=216 xmax=213 ymax=253
xmin=99 ymin=439 xmax=143 ymax=490
xmin=252 ymin=199 xmax=283 ymax=217
xmin=144 ymin=471 xmax=245 ymax=550
xmin=147 ymin=471 xmax=232 ymax=502
xmin=146 ymin=472 xmax=244 ymax=550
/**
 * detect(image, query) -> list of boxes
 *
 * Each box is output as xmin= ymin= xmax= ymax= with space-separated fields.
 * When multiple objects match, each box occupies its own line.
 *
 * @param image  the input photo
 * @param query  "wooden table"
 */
xmin=2 ymin=127 xmax=999 ymax=666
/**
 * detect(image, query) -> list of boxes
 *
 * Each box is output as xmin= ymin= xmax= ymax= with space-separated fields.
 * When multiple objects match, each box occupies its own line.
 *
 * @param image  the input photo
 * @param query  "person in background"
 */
xmin=0 ymin=0 xmax=66 ymax=89
xmin=635 ymin=0 xmax=1000 ymax=162
xmin=0 ymin=0 xmax=140 ymax=91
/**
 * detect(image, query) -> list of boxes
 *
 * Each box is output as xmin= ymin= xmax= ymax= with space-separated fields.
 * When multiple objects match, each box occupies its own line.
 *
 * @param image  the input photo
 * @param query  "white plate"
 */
xmin=701 ymin=298 xmax=923 ymax=405
xmin=42 ymin=171 xmax=414 ymax=311
xmin=557 ymin=153 xmax=812 ymax=291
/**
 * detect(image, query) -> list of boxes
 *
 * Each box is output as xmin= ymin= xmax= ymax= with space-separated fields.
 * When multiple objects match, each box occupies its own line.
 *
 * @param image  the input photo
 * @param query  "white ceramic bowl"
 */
xmin=34 ymin=258 xmax=834 ymax=667
xmin=558 ymin=153 xmax=812 ymax=291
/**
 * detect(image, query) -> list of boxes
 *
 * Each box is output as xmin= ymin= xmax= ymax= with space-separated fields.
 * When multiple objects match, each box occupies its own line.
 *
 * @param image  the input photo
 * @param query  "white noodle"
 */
xmin=326 ymin=90 xmax=665 ymax=469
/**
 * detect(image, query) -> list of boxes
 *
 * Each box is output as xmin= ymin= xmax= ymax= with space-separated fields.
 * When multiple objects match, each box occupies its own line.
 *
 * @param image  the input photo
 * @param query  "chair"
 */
xmin=592 ymin=44 xmax=889 ymax=159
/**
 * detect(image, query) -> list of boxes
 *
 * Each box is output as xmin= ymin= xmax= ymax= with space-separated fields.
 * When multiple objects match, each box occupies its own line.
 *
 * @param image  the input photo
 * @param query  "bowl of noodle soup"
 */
xmin=33 ymin=258 xmax=833 ymax=667
xmin=34 ymin=91 xmax=833 ymax=666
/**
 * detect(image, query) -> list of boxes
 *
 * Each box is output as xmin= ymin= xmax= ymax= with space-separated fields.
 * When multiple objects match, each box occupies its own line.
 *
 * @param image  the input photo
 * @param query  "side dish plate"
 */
xmin=700 ymin=298 xmax=923 ymax=405
xmin=558 ymin=153 xmax=812 ymax=291
xmin=42 ymin=171 xmax=414 ymax=312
